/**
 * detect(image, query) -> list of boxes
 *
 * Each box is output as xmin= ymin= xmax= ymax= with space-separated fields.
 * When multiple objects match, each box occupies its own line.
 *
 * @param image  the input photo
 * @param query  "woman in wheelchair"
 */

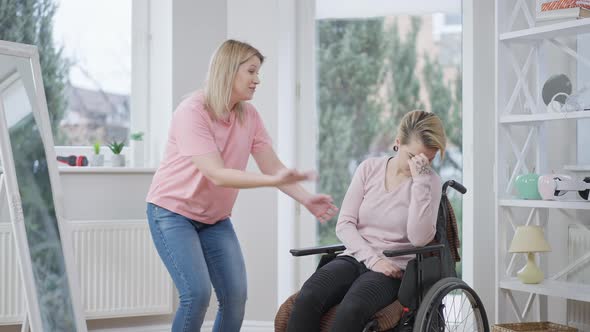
xmin=287 ymin=110 xmax=446 ymax=332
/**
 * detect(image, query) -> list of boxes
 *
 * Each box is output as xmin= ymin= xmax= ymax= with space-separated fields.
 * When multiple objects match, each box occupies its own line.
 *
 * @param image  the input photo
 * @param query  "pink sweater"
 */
xmin=337 ymin=156 xmax=442 ymax=270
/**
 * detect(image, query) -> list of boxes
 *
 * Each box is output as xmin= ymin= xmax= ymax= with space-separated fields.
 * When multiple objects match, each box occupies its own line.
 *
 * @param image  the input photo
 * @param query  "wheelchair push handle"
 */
xmin=443 ymin=180 xmax=466 ymax=195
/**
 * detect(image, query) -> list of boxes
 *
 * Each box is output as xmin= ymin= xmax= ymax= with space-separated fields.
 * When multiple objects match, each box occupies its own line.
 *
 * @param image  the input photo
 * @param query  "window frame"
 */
xmin=54 ymin=1 xmax=150 ymax=166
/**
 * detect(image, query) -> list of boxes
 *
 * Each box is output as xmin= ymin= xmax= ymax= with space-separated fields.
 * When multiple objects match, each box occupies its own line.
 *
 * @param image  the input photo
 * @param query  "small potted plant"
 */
xmin=108 ymin=140 xmax=126 ymax=167
xmin=129 ymin=131 xmax=145 ymax=167
xmin=90 ymin=141 xmax=104 ymax=166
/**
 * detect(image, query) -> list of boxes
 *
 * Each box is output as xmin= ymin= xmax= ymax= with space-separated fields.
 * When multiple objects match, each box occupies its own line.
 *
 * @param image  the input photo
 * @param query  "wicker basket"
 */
xmin=492 ymin=322 xmax=577 ymax=332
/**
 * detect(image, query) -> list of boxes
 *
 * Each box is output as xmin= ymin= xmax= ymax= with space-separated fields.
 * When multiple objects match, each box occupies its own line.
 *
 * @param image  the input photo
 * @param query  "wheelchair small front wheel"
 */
xmin=414 ymin=277 xmax=489 ymax=332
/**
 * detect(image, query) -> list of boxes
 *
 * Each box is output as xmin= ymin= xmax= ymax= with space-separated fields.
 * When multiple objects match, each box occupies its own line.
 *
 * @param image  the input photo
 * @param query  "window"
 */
xmin=313 ymin=0 xmax=463 ymax=274
xmin=53 ymin=0 xmax=132 ymax=146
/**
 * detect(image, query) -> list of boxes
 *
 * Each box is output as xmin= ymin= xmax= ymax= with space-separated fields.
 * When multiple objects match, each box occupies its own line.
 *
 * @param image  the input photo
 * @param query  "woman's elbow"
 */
xmin=335 ymin=221 xmax=348 ymax=237
xmin=203 ymin=170 xmax=225 ymax=187
xmin=408 ymin=230 xmax=435 ymax=247
xmin=335 ymin=223 xmax=343 ymax=236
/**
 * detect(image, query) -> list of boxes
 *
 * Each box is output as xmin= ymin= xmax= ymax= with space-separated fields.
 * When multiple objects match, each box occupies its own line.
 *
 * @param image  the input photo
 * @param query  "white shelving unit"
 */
xmin=499 ymin=199 xmax=590 ymax=210
xmin=500 ymin=110 xmax=590 ymax=124
xmin=495 ymin=0 xmax=590 ymax=328
xmin=499 ymin=279 xmax=590 ymax=303
xmin=499 ymin=19 xmax=590 ymax=42
xmin=563 ymin=164 xmax=590 ymax=172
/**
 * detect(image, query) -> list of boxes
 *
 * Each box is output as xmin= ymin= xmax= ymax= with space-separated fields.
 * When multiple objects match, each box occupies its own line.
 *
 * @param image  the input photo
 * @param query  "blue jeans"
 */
xmin=147 ymin=203 xmax=247 ymax=332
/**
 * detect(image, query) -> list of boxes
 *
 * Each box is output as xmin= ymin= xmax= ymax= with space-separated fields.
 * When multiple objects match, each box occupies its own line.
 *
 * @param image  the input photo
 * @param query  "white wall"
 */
xmin=171 ymin=0 xmax=227 ymax=105
xmin=462 ymin=0 xmax=496 ymax=321
xmin=147 ymin=0 xmax=229 ymax=165
xmin=226 ymin=0 xmax=297 ymax=321
xmin=146 ymin=1 xmax=172 ymax=167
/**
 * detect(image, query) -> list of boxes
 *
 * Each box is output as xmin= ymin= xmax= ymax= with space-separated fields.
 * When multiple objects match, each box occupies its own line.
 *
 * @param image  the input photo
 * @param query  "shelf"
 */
xmin=500 ymin=19 xmax=590 ymax=42
xmin=499 ymin=111 xmax=590 ymax=124
xmin=500 ymin=278 xmax=590 ymax=302
xmin=499 ymin=199 xmax=590 ymax=209
xmin=564 ymin=165 xmax=590 ymax=172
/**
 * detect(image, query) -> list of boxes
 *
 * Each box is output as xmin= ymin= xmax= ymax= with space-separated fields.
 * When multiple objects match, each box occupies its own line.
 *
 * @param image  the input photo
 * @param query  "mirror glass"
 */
xmin=0 ymin=53 xmax=77 ymax=331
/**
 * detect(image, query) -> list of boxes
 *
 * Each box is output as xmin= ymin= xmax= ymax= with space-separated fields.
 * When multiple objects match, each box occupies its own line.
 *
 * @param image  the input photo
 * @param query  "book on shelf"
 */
xmin=537 ymin=0 xmax=590 ymax=21
xmin=537 ymin=6 xmax=590 ymax=20
xmin=540 ymin=0 xmax=590 ymax=11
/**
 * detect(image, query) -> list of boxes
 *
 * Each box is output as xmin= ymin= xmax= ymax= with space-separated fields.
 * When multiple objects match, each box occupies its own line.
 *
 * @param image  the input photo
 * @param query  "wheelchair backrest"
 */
xmin=432 ymin=181 xmax=463 ymax=278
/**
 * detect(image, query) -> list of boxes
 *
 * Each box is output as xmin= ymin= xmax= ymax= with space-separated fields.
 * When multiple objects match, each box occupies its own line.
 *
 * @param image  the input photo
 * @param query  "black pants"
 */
xmin=287 ymin=256 xmax=402 ymax=332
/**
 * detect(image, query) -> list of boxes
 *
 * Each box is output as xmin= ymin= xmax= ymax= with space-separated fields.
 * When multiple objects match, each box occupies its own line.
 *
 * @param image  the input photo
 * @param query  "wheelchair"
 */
xmin=275 ymin=180 xmax=489 ymax=332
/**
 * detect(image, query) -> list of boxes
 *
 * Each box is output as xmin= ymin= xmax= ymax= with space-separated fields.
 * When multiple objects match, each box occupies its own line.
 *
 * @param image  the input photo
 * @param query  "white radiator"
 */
xmin=0 ymin=223 xmax=25 ymax=325
xmin=71 ymin=220 xmax=173 ymax=318
xmin=567 ymin=224 xmax=590 ymax=331
xmin=0 ymin=220 xmax=172 ymax=324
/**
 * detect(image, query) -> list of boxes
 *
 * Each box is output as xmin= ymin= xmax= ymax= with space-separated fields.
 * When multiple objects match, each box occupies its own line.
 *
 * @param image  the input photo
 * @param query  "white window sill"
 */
xmin=58 ymin=166 xmax=157 ymax=174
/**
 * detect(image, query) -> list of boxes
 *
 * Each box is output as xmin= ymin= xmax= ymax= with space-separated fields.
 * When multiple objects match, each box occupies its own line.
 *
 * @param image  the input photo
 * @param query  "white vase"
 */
xmin=90 ymin=154 xmax=104 ymax=166
xmin=130 ymin=140 xmax=144 ymax=167
xmin=111 ymin=154 xmax=125 ymax=167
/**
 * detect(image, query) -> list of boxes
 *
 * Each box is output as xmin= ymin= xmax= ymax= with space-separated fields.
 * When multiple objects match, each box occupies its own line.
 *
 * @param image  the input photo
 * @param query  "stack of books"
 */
xmin=537 ymin=0 xmax=590 ymax=21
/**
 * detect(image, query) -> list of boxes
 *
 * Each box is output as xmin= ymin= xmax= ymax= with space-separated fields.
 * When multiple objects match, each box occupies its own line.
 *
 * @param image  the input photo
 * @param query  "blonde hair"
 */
xmin=204 ymin=39 xmax=264 ymax=122
xmin=397 ymin=110 xmax=447 ymax=160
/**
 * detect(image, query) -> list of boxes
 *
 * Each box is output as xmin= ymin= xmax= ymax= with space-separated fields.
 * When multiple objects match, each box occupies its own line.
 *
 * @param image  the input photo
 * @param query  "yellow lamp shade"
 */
xmin=509 ymin=226 xmax=551 ymax=253
xmin=509 ymin=226 xmax=551 ymax=284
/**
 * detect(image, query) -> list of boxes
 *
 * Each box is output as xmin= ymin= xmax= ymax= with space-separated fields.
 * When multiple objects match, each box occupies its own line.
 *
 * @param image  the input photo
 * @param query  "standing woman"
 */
xmin=146 ymin=39 xmax=337 ymax=332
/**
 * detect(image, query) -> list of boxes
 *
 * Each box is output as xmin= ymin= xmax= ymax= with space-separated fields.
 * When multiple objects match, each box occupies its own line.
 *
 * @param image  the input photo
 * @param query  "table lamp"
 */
xmin=509 ymin=226 xmax=551 ymax=284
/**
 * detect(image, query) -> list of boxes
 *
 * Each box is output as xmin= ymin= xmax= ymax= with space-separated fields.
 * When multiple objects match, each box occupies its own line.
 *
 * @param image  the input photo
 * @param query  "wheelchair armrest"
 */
xmin=290 ymin=244 xmax=346 ymax=257
xmin=382 ymin=243 xmax=445 ymax=258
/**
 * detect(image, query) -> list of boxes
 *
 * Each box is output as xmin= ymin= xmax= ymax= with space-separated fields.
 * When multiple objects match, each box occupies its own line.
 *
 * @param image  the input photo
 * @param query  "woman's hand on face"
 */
xmin=302 ymin=194 xmax=338 ymax=223
xmin=273 ymin=168 xmax=316 ymax=186
xmin=372 ymin=259 xmax=403 ymax=279
xmin=408 ymin=153 xmax=432 ymax=178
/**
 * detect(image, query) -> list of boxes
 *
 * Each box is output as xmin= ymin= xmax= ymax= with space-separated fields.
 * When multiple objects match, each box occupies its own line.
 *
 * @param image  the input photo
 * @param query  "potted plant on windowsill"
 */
xmin=90 ymin=141 xmax=104 ymax=166
xmin=109 ymin=140 xmax=125 ymax=167
xmin=129 ymin=131 xmax=145 ymax=167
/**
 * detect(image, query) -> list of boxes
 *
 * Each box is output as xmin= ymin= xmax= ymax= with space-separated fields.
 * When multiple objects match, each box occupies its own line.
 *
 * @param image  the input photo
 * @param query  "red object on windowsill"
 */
xmin=57 ymin=155 xmax=88 ymax=167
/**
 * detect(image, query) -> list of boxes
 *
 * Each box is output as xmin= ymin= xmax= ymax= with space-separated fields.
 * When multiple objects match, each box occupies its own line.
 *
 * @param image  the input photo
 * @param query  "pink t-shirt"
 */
xmin=337 ymin=156 xmax=442 ymax=270
xmin=146 ymin=92 xmax=272 ymax=224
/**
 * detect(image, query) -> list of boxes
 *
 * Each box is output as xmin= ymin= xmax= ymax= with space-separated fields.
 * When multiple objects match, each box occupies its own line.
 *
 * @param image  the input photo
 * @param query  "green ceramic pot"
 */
xmin=515 ymin=173 xmax=541 ymax=200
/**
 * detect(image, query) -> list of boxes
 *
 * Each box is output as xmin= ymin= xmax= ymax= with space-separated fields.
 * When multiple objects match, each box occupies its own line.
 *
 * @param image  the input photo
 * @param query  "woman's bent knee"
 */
xmin=179 ymin=284 xmax=212 ymax=311
xmin=335 ymin=299 xmax=365 ymax=317
xmin=219 ymin=291 xmax=247 ymax=311
xmin=293 ymin=286 xmax=325 ymax=312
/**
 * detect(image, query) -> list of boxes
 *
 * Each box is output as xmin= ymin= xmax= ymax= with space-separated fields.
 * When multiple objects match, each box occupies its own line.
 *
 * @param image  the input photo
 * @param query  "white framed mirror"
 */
xmin=0 ymin=40 xmax=87 ymax=332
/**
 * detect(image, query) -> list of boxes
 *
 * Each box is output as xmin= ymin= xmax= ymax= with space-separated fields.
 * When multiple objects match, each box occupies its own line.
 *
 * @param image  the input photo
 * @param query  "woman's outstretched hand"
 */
xmin=303 ymin=194 xmax=338 ymax=223
xmin=273 ymin=168 xmax=316 ymax=186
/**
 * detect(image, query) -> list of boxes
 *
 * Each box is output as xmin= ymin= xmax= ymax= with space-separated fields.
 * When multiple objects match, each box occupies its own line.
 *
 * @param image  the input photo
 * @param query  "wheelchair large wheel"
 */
xmin=414 ymin=277 xmax=489 ymax=332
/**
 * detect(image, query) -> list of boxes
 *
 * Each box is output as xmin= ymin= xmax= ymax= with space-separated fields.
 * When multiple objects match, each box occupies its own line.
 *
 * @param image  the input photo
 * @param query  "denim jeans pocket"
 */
xmin=151 ymin=205 xmax=189 ymax=230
